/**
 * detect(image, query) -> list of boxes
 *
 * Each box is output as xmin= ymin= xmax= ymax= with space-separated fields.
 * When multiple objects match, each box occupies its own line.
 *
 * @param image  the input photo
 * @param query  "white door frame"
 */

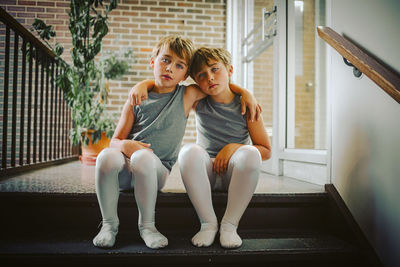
xmin=227 ymin=0 xmax=331 ymax=185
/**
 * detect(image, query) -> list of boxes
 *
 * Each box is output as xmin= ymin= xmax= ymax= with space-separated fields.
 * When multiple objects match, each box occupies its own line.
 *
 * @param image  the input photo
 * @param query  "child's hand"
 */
xmin=213 ymin=143 xmax=242 ymax=175
xmin=121 ymin=140 xmax=152 ymax=158
xmin=241 ymin=92 xmax=262 ymax=122
xmin=129 ymin=83 xmax=149 ymax=106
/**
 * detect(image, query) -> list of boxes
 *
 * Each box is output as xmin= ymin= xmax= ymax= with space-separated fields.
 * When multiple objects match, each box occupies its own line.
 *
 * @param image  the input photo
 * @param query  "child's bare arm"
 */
xmin=110 ymin=100 xmax=152 ymax=158
xmin=229 ymin=83 xmax=262 ymax=122
xmin=129 ymin=79 xmax=155 ymax=106
xmin=213 ymin=115 xmax=271 ymax=175
xmin=247 ymin=114 xmax=271 ymax=160
xmin=184 ymin=84 xmax=207 ymax=116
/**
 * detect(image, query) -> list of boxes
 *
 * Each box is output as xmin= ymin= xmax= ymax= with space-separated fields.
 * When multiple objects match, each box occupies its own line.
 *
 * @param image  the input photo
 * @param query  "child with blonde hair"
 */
xmin=94 ymin=36 xmax=259 ymax=249
xmin=178 ymin=47 xmax=271 ymax=248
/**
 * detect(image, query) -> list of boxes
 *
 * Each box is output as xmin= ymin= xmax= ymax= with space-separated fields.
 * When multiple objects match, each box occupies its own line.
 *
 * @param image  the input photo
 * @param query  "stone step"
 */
xmin=0 ymin=229 xmax=365 ymax=267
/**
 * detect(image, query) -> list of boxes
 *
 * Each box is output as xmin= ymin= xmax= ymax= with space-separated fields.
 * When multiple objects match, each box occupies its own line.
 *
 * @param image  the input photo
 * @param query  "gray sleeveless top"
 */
xmin=128 ymin=84 xmax=187 ymax=170
xmin=196 ymin=94 xmax=251 ymax=158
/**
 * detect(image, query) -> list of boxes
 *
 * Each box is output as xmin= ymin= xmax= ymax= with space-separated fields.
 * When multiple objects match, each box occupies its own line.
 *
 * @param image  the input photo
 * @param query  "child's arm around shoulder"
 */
xmin=110 ymin=100 xmax=152 ymax=158
xmin=229 ymin=83 xmax=262 ymax=122
xmin=129 ymin=79 xmax=155 ymax=105
xmin=246 ymin=114 xmax=271 ymax=160
xmin=183 ymin=83 xmax=262 ymax=120
xmin=183 ymin=84 xmax=207 ymax=116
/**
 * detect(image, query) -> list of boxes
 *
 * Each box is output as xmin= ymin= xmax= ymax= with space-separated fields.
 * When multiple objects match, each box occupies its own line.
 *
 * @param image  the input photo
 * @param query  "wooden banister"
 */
xmin=317 ymin=26 xmax=400 ymax=104
xmin=0 ymin=7 xmax=55 ymax=58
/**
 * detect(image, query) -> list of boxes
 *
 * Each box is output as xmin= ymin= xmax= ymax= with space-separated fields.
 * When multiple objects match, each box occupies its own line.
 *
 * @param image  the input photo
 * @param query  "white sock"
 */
xmin=219 ymin=146 xmax=261 ymax=249
xmin=139 ymin=222 xmax=168 ymax=249
xmin=219 ymin=220 xmax=242 ymax=248
xmin=93 ymin=221 xmax=119 ymax=248
xmin=178 ymin=144 xmax=219 ymax=247
xmin=94 ymin=148 xmax=125 ymax=248
xmin=130 ymin=150 xmax=169 ymax=249
xmin=191 ymin=222 xmax=218 ymax=247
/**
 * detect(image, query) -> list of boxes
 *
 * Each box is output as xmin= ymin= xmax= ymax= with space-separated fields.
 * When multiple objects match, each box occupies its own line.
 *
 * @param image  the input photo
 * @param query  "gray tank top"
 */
xmin=129 ymin=84 xmax=187 ymax=170
xmin=196 ymin=94 xmax=251 ymax=158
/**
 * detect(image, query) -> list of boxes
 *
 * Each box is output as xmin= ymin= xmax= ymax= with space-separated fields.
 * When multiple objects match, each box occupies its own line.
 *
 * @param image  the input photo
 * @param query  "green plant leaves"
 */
xmin=32 ymin=19 xmax=55 ymax=41
xmin=30 ymin=0 xmax=120 ymax=146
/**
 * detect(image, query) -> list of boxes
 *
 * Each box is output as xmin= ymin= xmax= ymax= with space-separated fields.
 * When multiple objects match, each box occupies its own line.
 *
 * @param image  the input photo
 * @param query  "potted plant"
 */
xmin=31 ymin=0 xmax=133 ymax=165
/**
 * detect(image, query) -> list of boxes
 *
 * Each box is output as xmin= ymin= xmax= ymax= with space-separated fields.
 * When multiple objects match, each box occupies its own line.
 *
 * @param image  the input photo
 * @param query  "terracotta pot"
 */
xmin=80 ymin=131 xmax=110 ymax=166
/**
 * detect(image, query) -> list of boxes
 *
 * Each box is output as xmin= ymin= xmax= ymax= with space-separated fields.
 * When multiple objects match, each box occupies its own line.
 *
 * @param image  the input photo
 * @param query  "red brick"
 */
xmin=55 ymin=2 xmax=69 ymax=7
xmin=37 ymin=13 xmax=54 ymax=19
xmin=125 ymin=0 xmax=139 ymax=4
xmin=1 ymin=0 xmax=17 ymax=5
xmin=46 ymin=19 xmax=64 ymax=25
xmin=159 ymin=1 xmax=175 ymax=6
xmin=56 ymin=14 xmax=69 ymax=20
xmin=122 ymin=11 xmax=139 ymax=16
xmin=113 ymin=28 xmax=130 ymax=33
xmin=26 ymin=7 xmax=44 ymax=12
xmin=55 ymin=25 xmax=68 ymax=31
xmin=17 ymin=12 xmax=35 ymax=18
xmin=37 ymin=1 xmax=54 ymax=7
xmin=18 ymin=0 xmax=35 ymax=6
xmin=132 ymin=29 xmax=148 ymax=34
xmin=7 ymin=5 xmax=25 ymax=11
xmin=46 ymin=7 xmax=66 ymax=13
xmin=140 ymin=47 xmax=152 ymax=52
xmin=150 ymin=7 xmax=165 ymax=12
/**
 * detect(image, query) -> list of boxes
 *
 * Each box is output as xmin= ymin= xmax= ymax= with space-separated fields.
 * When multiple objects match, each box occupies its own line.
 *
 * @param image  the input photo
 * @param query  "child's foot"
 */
xmin=93 ymin=222 xmax=119 ymax=248
xmin=191 ymin=222 xmax=218 ymax=247
xmin=219 ymin=221 xmax=242 ymax=248
xmin=139 ymin=222 xmax=168 ymax=249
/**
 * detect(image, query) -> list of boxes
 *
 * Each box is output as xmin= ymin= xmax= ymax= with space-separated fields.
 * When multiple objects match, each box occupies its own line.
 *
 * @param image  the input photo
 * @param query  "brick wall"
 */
xmin=0 ymin=0 xmax=227 ymax=145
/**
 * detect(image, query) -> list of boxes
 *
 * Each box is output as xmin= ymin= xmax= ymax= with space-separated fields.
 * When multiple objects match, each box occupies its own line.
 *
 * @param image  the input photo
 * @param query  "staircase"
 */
xmin=0 ymin=182 xmax=377 ymax=266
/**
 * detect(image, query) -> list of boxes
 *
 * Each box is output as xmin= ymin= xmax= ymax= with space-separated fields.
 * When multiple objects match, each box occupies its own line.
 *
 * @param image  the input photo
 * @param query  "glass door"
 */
xmin=227 ymin=0 xmax=277 ymax=173
xmin=287 ymin=0 xmax=327 ymax=150
xmin=227 ymin=0 xmax=329 ymax=185
xmin=284 ymin=0 xmax=328 ymax=185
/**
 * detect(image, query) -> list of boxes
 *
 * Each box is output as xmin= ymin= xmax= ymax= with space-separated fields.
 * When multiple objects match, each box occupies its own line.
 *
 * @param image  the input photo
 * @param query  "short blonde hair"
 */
xmin=189 ymin=47 xmax=232 ymax=80
xmin=152 ymin=35 xmax=195 ymax=66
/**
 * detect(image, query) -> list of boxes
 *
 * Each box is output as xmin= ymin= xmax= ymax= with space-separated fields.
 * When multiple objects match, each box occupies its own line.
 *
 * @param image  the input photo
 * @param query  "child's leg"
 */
xmin=178 ymin=144 xmax=218 ymax=247
xmin=220 ymin=145 xmax=261 ymax=248
xmin=130 ymin=149 xmax=169 ymax=249
xmin=93 ymin=148 xmax=131 ymax=248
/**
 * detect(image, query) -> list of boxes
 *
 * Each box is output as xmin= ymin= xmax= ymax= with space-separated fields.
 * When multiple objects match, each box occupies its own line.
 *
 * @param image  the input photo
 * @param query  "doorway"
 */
xmin=227 ymin=0 xmax=329 ymax=185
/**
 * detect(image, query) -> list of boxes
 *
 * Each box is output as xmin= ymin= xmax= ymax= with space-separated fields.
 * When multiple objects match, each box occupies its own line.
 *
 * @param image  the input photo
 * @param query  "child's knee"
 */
xmin=233 ymin=145 xmax=261 ymax=172
xmin=96 ymin=148 xmax=125 ymax=174
xmin=130 ymin=149 xmax=157 ymax=175
xmin=178 ymin=144 xmax=206 ymax=168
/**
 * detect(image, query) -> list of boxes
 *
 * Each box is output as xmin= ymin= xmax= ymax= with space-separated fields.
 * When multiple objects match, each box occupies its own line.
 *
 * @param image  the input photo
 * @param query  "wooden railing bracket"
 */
xmin=343 ymin=57 xmax=363 ymax=78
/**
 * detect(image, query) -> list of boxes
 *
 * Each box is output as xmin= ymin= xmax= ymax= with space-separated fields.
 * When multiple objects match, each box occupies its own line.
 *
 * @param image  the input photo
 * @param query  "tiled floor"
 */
xmin=0 ymin=161 xmax=324 ymax=194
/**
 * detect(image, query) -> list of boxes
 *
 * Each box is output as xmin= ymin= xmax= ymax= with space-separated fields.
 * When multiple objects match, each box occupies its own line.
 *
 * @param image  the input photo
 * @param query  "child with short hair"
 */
xmin=94 ymin=36 xmax=259 ymax=250
xmin=178 ymin=47 xmax=271 ymax=248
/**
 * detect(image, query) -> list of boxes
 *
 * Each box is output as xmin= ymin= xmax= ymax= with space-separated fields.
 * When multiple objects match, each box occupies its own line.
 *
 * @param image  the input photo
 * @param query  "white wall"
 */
xmin=329 ymin=0 xmax=400 ymax=266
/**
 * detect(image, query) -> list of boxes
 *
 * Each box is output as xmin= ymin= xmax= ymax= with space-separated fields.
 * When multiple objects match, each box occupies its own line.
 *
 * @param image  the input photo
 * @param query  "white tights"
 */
xmin=178 ymin=144 xmax=261 ymax=248
xmin=93 ymin=148 xmax=169 ymax=249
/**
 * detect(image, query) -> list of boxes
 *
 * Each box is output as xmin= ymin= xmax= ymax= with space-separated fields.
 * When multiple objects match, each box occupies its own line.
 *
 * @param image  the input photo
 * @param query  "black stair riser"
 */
xmin=1 ymin=192 xmax=328 ymax=235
